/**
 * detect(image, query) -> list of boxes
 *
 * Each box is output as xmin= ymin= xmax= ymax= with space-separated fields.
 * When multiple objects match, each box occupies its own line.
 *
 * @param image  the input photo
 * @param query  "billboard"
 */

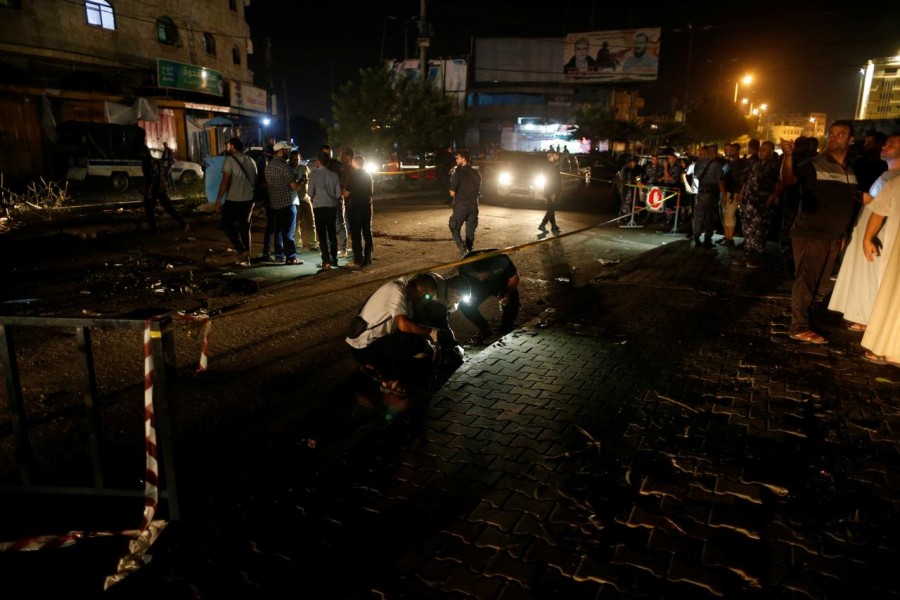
xmin=473 ymin=29 xmax=660 ymax=85
xmin=563 ymin=28 xmax=661 ymax=83
xmin=474 ymin=38 xmax=565 ymax=83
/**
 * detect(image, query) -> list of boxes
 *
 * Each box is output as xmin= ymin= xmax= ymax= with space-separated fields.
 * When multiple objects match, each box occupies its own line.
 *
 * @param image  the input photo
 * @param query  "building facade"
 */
xmin=857 ymin=55 xmax=900 ymax=120
xmin=0 ymin=0 xmax=266 ymax=182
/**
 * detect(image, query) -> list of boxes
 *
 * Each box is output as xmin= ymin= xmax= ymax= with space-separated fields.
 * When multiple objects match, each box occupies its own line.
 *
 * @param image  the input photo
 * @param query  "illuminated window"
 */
xmin=85 ymin=0 xmax=115 ymax=30
xmin=202 ymin=32 xmax=216 ymax=56
xmin=232 ymin=45 xmax=241 ymax=65
xmin=156 ymin=16 xmax=178 ymax=45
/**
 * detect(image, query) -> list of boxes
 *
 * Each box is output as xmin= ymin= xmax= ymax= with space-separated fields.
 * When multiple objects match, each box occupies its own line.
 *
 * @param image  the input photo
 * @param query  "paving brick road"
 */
xmin=82 ymin=239 xmax=897 ymax=599
xmin=3 ymin=192 xmax=898 ymax=598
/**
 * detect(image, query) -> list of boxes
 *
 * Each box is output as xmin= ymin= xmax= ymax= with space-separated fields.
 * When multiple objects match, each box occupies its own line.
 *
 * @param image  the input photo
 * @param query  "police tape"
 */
xmin=0 ymin=320 xmax=173 ymax=593
xmin=173 ymin=311 xmax=213 ymax=373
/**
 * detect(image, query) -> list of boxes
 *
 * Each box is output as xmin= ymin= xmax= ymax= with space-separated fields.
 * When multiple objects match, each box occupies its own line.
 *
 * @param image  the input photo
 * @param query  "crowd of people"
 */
xmin=210 ymin=123 xmax=900 ymax=406
xmin=613 ymin=123 xmax=899 ymax=366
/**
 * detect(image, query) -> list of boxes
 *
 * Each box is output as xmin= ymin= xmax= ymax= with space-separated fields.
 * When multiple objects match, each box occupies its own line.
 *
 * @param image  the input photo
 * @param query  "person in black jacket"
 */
xmin=538 ymin=151 xmax=562 ymax=233
xmin=448 ymin=149 xmax=481 ymax=258
xmin=140 ymin=145 xmax=188 ymax=236
xmin=343 ymin=155 xmax=375 ymax=267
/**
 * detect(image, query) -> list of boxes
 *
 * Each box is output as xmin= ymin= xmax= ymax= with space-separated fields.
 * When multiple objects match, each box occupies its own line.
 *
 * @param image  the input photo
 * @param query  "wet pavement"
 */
xmin=3 ymin=196 xmax=900 ymax=598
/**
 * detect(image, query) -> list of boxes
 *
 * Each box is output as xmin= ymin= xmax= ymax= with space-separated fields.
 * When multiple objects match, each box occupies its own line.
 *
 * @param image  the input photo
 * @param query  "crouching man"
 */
xmin=414 ymin=274 xmax=472 ymax=370
xmin=457 ymin=249 xmax=520 ymax=343
xmin=345 ymin=273 xmax=443 ymax=396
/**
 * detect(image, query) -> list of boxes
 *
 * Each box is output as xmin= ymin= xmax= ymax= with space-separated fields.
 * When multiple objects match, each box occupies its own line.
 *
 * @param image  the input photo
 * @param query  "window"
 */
xmin=232 ymin=46 xmax=241 ymax=65
xmin=1 ymin=0 xmax=23 ymax=9
xmin=229 ymin=0 xmax=237 ymax=10
xmin=85 ymin=0 xmax=115 ymax=30
xmin=156 ymin=16 xmax=178 ymax=45
xmin=202 ymin=33 xmax=216 ymax=56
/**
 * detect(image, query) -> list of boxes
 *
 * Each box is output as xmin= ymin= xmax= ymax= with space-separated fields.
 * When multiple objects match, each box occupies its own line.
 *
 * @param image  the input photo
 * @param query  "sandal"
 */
xmin=863 ymin=351 xmax=888 ymax=365
xmin=379 ymin=378 xmax=409 ymax=397
xmin=789 ymin=330 xmax=828 ymax=345
xmin=359 ymin=364 xmax=381 ymax=382
xmin=847 ymin=323 xmax=867 ymax=332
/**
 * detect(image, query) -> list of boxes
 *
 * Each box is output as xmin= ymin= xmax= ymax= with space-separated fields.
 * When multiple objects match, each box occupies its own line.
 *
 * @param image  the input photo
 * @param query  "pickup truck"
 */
xmin=58 ymin=120 xmax=203 ymax=191
xmin=66 ymin=157 xmax=204 ymax=192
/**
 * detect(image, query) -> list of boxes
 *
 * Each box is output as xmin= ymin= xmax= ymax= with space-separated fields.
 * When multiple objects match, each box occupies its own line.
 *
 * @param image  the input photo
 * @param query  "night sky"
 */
xmin=245 ymin=1 xmax=899 ymax=129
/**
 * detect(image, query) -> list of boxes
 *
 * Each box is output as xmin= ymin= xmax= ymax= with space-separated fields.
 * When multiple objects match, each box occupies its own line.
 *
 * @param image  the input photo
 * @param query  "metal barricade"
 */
xmin=0 ymin=314 xmax=182 ymax=521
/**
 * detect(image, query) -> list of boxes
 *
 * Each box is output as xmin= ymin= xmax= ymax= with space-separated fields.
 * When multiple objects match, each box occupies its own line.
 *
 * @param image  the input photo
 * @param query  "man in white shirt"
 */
xmin=346 ymin=273 xmax=442 ymax=396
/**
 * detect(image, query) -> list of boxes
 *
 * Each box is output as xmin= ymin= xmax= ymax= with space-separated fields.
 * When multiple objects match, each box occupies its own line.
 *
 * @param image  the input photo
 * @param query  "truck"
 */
xmin=59 ymin=121 xmax=203 ymax=192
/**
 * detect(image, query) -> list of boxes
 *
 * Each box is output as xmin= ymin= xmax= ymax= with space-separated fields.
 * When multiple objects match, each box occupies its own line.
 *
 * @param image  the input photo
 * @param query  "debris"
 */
xmin=597 ymin=258 xmax=620 ymax=266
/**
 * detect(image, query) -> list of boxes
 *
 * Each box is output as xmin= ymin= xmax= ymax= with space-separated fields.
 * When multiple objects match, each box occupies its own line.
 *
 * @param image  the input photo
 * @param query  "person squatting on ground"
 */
xmin=781 ymin=120 xmax=858 ymax=345
xmin=538 ymin=150 xmax=562 ymax=234
xmin=456 ymin=249 xmax=520 ymax=342
xmin=448 ymin=148 xmax=481 ymax=258
xmin=139 ymin=145 xmax=188 ymax=236
xmin=307 ymin=148 xmax=343 ymax=270
xmin=344 ymin=154 xmax=375 ymax=268
xmin=214 ymin=137 xmax=257 ymax=266
xmin=345 ymin=273 xmax=445 ymax=396
xmin=413 ymin=274 xmax=471 ymax=371
xmin=263 ymin=141 xmax=302 ymax=264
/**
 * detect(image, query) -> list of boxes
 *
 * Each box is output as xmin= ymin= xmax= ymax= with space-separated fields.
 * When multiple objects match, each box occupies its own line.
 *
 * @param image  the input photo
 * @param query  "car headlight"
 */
xmin=534 ymin=174 xmax=546 ymax=189
xmin=498 ymin=172 xmax=512 ymax=185
xmin=364 ymin=162 xmax=378 ymax=174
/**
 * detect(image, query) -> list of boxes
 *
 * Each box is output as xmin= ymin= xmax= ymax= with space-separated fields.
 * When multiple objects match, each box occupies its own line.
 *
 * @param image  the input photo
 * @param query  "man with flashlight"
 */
xmin=456 ymin=250 xmax=520 ymax=343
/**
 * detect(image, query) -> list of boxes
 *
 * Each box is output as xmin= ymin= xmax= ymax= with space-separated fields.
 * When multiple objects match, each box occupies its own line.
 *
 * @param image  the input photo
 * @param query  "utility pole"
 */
xmin=282 ymin=79 xmax=291 ymax=141
xmin=417 ymin=0 xmax=429 ymax=82
xmin=264 ymin=36 xmax=273 ymax=116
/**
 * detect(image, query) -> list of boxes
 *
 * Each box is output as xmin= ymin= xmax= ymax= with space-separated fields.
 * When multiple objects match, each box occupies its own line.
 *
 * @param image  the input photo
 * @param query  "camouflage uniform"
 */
xmin=740 ymin=156 xmax=782 ymax=261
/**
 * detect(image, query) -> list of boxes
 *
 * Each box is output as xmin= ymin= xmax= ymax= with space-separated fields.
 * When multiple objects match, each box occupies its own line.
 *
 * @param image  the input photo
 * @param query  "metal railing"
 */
xmin=0 ymin=314 xmax=182 ymax=521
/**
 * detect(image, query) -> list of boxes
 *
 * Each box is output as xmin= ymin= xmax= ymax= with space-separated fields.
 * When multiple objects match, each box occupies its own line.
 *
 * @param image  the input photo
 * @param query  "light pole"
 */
xmin=380 ymin=15 xmax=399 ymax=63
xmin=734 ymin=74 xmax=752 ymax=103
xmin=705 ymin=57 xmax=737 ymax=109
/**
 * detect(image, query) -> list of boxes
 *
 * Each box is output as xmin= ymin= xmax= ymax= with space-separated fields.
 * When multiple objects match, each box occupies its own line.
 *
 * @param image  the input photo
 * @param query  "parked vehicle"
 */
xmin=59 ymin=121 xmax=203 ymax=191
xmin=490 ymin=151 xmax=590 ymax=201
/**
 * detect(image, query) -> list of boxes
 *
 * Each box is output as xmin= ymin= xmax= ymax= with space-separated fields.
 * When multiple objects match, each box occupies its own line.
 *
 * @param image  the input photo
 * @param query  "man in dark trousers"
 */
xmin=539 ymin=150 xmax=562 ymax=233
xmin=448 ymin=148 xmax=481 ymax=258
xmin=456 ymin=249 xmax=520 ymax=342
xmin=140 ymin=145 xmax=188 ymax=236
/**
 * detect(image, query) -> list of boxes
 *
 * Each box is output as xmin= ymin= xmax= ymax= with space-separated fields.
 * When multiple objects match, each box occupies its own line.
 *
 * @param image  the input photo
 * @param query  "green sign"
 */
xmin=157 ymin=59 xmax=224 ymax=96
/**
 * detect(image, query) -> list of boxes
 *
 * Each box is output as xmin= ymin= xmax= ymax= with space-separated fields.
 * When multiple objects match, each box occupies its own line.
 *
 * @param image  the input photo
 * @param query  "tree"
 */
xmin=573 ymin=104 xmax=646 ymax=153
xmin=327 ymin=67 xmax=468 ymax=160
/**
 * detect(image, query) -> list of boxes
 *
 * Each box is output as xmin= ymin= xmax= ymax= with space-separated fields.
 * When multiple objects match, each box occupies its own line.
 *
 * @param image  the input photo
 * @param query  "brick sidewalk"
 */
xmin=68 ymin=240 xmax=900 ymax=598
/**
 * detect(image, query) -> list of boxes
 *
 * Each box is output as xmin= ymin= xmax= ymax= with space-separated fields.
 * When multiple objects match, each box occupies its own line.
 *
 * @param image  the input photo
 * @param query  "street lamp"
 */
xmin=734 ymin=74 xmax=752 ymax=103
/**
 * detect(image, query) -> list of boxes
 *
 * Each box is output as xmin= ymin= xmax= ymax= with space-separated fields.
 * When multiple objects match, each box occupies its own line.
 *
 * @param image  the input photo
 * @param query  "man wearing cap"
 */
xmin=264 ymin=141 xmax=302 ymax=264
xmin=214 ymin=137 xmax=257 ymax=266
